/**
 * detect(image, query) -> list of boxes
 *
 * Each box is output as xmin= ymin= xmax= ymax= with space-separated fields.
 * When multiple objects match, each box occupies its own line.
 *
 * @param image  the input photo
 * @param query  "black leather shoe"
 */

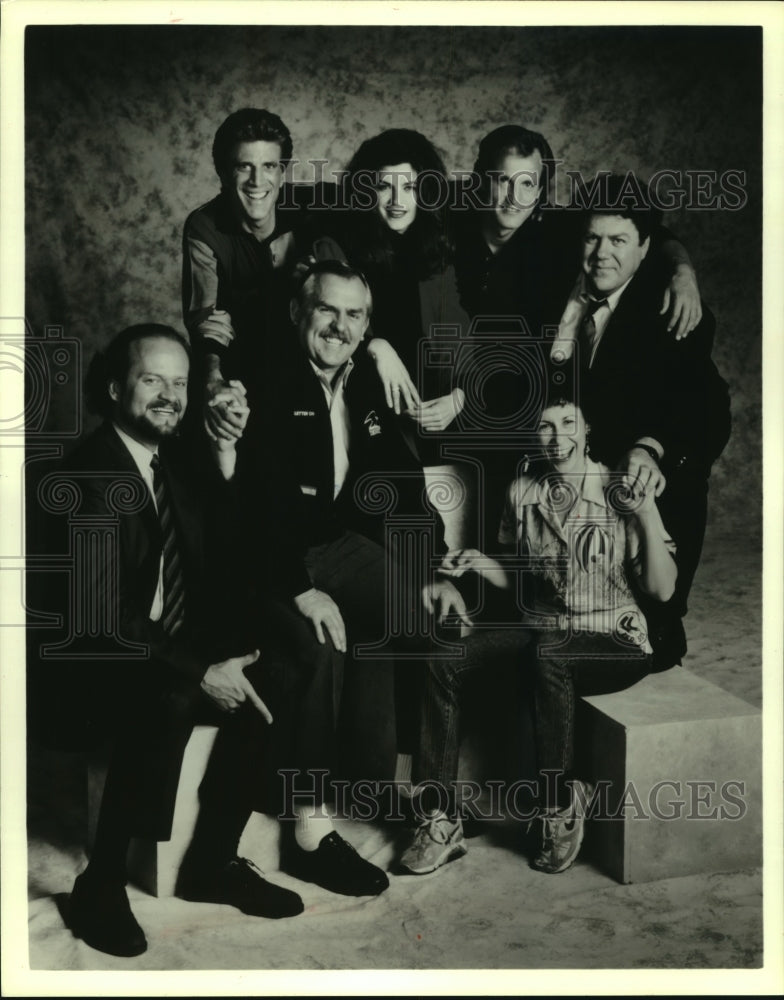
xmin=287 ymin=832 xmax=389 ymax=896
xmin=69 ymin=872 xmax=147 ymax=957
xmin=179 ymin=856 xmax=304 ymax=918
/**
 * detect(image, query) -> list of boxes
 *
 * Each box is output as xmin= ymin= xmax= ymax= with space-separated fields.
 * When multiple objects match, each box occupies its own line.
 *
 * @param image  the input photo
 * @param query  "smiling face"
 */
xmin=487 ymin=150 xmax=543 ymax=238
xmin=373 ymin=162 xmax=418 ymax=234
xmin=536 ymin=403 xmax=589 ymax=476
xmin=582 ymin=214 xmax=650 ymax=297
xmin=224 ymin=139 xmax=285 ymax=239
xmin=293 ymin=273 xmax=371 ymax=378
xmin=109 ymin=336 xmax=189 ymax=448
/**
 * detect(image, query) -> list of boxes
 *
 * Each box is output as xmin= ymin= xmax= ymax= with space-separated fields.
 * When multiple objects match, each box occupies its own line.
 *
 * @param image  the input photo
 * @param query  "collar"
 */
xmin=515 ymin=458 xmax=609 ymax=508
xmin=581 ymin=274 xmax=634 ymax=314
xmin=308 ymin=356 xmax=355 ymax=393
xmin=112 ymin=422 xmax=158 ymax=477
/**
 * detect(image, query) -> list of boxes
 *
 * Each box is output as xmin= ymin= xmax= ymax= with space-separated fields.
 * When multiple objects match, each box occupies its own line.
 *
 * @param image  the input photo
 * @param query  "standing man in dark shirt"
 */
xmin=451 ymin=124 xmax=706 ymax=552
xmin=182 ymin=108 xmax=340 ymax=439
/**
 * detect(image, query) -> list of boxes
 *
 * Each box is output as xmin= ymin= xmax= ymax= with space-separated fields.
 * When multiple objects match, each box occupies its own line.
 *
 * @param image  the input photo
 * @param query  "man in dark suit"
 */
xmin=53 ymin=324 xmax=303 ymax=958
xmin=236 ymin=261 xmax=444 ymax=896
xmin=551 ymin=174 xmax=731 ymax=665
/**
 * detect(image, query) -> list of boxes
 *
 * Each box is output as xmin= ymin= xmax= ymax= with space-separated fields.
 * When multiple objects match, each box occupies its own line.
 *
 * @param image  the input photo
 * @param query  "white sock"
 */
xmin=394 ymin=753 xmax=413 ymax=797
xmin=293 ymin=804 xmax=334 ymax=852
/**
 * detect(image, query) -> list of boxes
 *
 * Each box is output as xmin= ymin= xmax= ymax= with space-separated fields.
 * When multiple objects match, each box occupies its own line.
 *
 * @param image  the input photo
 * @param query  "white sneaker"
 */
xmin=532 ymin=780 xmax=594 ymax=874
xmin=399 ymin=811 xmax=467 ymax=875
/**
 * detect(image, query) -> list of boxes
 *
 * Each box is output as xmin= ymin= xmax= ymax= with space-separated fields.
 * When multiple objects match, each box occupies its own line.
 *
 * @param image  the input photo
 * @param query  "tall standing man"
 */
xmin=182 ymin=107 xmax=340 ymax=438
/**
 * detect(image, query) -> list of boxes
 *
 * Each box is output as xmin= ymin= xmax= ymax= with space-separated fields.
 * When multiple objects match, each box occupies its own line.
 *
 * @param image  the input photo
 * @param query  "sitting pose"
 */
xmin=399 ymin=394 xmax=677 ymax=876
xmin=40 ymin=325 xmax=302 ymax=959
xmin=234 ymin=261 xmax=445 ymax=896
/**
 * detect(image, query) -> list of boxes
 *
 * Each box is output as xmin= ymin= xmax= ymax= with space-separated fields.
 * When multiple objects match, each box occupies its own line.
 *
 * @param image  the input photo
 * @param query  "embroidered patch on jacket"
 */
xmin=299 ymin=485 xmax=317 ymax=496
xmin=364 ymin=410 xmax=382 ymax=437
xmin=293 ymin=410 xmax=316 ymax=417
xmin=615 ymin=610 xmax=648 ymax=646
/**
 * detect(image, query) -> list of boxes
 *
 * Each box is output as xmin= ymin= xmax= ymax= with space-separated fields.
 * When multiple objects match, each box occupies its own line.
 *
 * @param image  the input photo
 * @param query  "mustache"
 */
xmin=148 ymin=399 xmax=183 ymax=412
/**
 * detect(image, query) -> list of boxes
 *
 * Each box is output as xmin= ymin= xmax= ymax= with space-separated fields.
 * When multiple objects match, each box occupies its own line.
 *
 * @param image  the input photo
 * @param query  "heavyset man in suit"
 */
xmin=552 ymin=173 xmax=731 ymax=664
xmin=62 ymin=324 xmax=304 ymax=958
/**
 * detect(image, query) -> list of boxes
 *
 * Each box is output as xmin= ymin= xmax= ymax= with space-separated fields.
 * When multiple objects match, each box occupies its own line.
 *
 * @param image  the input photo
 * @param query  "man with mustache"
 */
xmin=235 ymin=261 xmax=443 ymax=896
xmin=56 ymin=325 xmax=303 ymax=958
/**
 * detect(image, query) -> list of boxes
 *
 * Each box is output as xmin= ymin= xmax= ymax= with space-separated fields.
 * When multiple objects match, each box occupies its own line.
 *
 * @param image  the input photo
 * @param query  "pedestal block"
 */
xmin=578 ymin=668 xmax=761 ymax=883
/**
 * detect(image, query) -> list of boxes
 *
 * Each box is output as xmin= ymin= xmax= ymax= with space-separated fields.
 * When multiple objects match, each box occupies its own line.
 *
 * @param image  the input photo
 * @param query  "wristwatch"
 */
xmin=635 ymin=443 xmax=661 ymax=464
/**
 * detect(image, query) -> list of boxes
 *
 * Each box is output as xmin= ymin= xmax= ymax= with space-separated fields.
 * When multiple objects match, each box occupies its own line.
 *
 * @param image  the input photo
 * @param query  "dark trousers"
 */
xmin=641 ymin=469 xmax=709 ymax=668
xmin=257 ymin=531 xmax=404 ymax=812
xmin=95 ymin=663 xmax=268 ymax=845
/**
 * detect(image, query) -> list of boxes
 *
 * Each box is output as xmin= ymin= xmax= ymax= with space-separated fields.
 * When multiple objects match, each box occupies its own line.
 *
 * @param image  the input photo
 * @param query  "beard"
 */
xmin=126 ymin=406 xmax=183 ymax=444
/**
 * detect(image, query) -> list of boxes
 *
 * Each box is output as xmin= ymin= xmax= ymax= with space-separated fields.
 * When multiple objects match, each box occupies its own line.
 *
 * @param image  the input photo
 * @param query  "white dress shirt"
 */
xmin=112 ymin=423 xmax=164 ymax=620
xmin=309 ymin=359 xmax=354 ymax=498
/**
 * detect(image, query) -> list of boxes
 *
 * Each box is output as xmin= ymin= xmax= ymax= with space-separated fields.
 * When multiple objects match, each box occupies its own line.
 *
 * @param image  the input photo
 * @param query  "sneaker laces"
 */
xmin=419 ymin=813 xmax=457 ymax=845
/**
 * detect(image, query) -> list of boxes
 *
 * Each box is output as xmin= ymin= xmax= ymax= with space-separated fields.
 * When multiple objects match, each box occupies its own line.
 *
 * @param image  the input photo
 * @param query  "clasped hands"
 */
xmin=204 ymin=376 xmax=249 ymax=444
xmin=616 ymin=447 xmax=666 ymax=514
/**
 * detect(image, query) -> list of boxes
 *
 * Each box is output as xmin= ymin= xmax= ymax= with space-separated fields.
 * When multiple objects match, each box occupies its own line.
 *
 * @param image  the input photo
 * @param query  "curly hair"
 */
xmin=342 ymin=129 xmax=452 ymax=279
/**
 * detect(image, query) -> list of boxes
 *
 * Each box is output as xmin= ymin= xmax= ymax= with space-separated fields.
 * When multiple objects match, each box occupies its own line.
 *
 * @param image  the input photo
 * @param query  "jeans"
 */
xmin=534 ymin=629 xmax=651 ymax=807
xmin=414 ymin=626 xmax=535 ymax=817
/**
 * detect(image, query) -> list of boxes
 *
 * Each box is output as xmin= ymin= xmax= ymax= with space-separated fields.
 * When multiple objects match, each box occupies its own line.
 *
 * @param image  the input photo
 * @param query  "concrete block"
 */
xmin=578 ymin=668 xmax=761 ymax=883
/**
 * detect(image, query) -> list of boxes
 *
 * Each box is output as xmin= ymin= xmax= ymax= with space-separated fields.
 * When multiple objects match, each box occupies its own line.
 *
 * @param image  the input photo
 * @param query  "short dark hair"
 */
xmin=85 ymin=324 xmax=190 ymax=417
xmin=579 ymin=172 xmax=661 ymax=243
xmin=212 ymin=108 xmax=293 ymax=178
xmin=473 ymin=124 xmax=555 ymax=210
xmin=294 ymin=259 xmax=373 ymax=315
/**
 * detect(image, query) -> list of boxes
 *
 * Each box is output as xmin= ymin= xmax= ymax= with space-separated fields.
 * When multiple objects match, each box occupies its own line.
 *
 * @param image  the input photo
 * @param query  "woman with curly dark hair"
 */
xmin=337 ymin=129 xmax=470 ymax=459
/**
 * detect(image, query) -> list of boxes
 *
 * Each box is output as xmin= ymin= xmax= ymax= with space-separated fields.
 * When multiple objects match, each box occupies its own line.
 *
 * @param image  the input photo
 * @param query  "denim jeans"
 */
xmin=414 ymin=626 xmax=535 ymax=816
xmin=533 ymin=629 xmax=651 ymax=807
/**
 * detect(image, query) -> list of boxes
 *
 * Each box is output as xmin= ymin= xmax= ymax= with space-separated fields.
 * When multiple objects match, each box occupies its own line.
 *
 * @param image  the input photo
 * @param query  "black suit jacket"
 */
xmin=581 ymin=260 xmax=731 ymax=478
xmin=238 ymin=348 xmax=445 ymax=602
xmin=43 ymin=422 xmax=232 ymax=684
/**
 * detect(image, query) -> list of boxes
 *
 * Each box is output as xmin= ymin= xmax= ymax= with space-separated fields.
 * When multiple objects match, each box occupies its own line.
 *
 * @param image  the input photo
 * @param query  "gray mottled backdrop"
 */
xmin=24 ymin=24 xmax=761 ymax=532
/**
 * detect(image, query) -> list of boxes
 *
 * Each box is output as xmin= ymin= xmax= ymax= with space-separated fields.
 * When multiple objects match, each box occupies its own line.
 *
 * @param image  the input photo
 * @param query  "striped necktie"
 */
xmin=580 ymin=298 xmax=608 ymax=369
xmin=150 ymin=453 xmax=186 ymax=637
